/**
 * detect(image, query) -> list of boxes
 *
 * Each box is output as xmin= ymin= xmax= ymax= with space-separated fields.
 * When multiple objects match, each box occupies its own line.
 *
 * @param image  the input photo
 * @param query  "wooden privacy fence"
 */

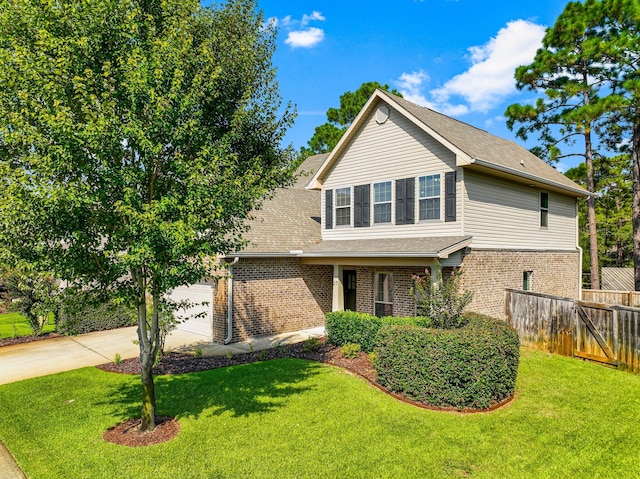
xmin=505 ymin=289 xmax=640 ymax=374
xmin=582 ymin=289 xmax=640 ymax=307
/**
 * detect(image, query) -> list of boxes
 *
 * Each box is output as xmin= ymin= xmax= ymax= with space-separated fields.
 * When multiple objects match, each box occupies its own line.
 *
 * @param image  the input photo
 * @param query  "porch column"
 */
xmin=332 ymin=264 xmax=344 ymax=311
xmin=432 ymin=261 xmax=442 ymax=287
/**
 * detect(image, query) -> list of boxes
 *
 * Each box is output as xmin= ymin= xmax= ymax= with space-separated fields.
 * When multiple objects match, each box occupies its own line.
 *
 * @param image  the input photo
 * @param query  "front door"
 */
xmin=343 ymin=270 xmax=357 ymax=311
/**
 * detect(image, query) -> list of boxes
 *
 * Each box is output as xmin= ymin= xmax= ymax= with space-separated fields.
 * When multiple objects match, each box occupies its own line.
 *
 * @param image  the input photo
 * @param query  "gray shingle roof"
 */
xmin=379 ymin=90 xmax=586 ymax=195
xmin=301 ymin=236 xmax=472 ymax=258
xmin=291 ymin=153 xmax=329 ymax=189
xmin=239 ymin=188 xmax=321 ymax=254
xmin=238 ymin=155 xmax=327 ymax=254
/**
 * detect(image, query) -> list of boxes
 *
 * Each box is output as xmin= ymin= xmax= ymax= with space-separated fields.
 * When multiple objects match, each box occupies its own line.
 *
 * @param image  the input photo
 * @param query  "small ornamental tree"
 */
xmin=0 ymin=0 xmax=296 ymax=431
xmin=411 ymin=264 xmax=472 ymax=329
xmin=1 ymin=264 xmax=59 ymax=336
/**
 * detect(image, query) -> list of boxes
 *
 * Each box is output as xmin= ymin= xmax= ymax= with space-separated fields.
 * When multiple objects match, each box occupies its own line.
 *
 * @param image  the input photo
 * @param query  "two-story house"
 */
xmin=170 ymin=89 xmax=588 ymax=343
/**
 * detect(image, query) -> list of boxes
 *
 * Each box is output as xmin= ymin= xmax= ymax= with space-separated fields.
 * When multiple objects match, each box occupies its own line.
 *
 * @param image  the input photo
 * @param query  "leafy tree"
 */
xmin=0 ymin=0 xmax=295 ymax=431
xmin=505 ymin=0 xmax=609 ymax=289
xmin=0 ymin=265 xmax=59 ymax=336
xmin=302 ymin=81 xmax=402 ymax=156
xmin=589 ymin=0 xmax=640 ymax=289
xmin=566 ymin=155 xmax=632 ymax=282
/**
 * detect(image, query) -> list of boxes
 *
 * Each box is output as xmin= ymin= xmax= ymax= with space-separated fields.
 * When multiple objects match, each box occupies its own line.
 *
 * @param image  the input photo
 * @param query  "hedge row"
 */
xmin=57 ymin=292 xmax=136 ymax=335
xmin=374 ymin=313 xmax=520 ymax=409
xmin=325 ymin=310 xmax=432 ymax=352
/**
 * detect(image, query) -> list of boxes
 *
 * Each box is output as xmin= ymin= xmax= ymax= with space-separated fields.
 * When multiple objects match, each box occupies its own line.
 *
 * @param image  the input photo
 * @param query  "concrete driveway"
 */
xmin=0 ymin=326 xmax=207 ymax=385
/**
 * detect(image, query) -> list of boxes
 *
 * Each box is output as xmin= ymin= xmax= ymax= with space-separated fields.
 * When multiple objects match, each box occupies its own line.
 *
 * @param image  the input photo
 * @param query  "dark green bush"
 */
xmin=374 ymin=313 xmax=520 ymax=409
xmin=325 ymin=311 xmax=432 ymax=352
xmin=58 ymin=292 xmax=136 ymax=335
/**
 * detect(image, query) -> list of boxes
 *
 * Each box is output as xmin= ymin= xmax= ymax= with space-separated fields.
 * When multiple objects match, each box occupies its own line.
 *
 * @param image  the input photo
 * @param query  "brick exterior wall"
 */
xmin=344 ymin=265 xmax=424 ymax=317
xmin=459 ymin=249 xmax=580 ymax=320
xmin=343 ymin=250 xmax=579 ymax=322
xmin=212 ymin=258 xmax=332 ymax=343
xmin=211 ymin=249 xmax=579 ymax=342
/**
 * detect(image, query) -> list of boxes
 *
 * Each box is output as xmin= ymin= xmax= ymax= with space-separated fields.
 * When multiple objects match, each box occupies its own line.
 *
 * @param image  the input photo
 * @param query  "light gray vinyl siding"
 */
xmin=464 ymin=170 xmax=577 ymax=250
xmin=321 ymin=104 xmax=462 ymax=240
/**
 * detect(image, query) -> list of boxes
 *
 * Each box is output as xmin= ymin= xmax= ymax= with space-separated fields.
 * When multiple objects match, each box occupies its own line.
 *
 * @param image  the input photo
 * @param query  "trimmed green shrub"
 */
xmin=340 ymin=342 xmax=361 ymax=359
xmin=57 ymin=292 xmax=136 ymax=335
xmin=325 ymin=311 xmax=432 ymax=353
xmin=374 ymin=313 xmax=520 ymax=409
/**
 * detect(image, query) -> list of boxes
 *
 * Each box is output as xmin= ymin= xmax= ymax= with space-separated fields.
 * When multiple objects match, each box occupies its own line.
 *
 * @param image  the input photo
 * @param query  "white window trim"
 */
xmin=373 ymin=180 xmax=393 ymax=225
xmin=540 ymin=191 xmax=549 ymax=228
xmin=418 ymin=173 xmax=442 ymax=222
xmin=374 ymin=271 xmax=393 ymax=317
xmin=334 ymin=186 xmax=352 ymax=228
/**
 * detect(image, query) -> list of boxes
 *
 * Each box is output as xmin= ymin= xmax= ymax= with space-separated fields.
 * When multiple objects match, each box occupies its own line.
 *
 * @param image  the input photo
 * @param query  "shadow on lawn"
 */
xmin=98 ymin=358 xmax=323 ymax=422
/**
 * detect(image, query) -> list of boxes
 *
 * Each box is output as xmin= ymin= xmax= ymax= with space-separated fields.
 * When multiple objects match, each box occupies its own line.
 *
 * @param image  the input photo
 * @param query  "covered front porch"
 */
xmin=299 ymin=236 xmax=472 ymax=317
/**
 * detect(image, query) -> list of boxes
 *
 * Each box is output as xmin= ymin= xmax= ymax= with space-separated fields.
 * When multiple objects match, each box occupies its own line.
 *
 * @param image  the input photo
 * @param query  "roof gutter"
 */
xmin=225 ymin=257 xmax=240 ymax=345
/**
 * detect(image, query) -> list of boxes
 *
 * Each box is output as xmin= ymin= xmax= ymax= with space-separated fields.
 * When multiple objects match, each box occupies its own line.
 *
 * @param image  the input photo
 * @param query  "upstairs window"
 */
xmin=540 ymin=192 xmax=549 ymax=227
xmin=523 ymin=271 xmax=533 ymax=291
xmin=419 ymin=174 xmax=441 ymax=221
xmin=373 ymin=181 xmax=392 ymax=224
xmin=335 ymin=187 xmax=351 ymax=226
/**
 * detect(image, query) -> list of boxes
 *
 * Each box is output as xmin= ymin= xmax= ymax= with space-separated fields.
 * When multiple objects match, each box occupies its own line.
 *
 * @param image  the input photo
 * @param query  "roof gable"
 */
xmin=309 ymin=89 xmax=588 ymax=197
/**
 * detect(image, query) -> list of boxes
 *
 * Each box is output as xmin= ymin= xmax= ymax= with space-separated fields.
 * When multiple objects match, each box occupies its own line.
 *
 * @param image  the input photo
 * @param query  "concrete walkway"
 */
xmin=0 ymin=325 xmax=325 ymax=478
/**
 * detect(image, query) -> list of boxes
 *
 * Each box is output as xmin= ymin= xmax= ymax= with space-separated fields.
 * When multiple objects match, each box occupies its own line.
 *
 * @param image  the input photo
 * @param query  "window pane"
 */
xmin=375 ymin=303 xmax=393 ymax=317
xmin=540 ymin=209 xmax=548 ymax=227
xmin=374 ymin=181 xmax=392 ymax=203
xmin=419 ymin=175 xmax=440 ymax=198
xmin=336 ymin=188 xmax=351 ymax=207
xmin=374 ymin=203 xmax=391 ymax=223
xmin=540 ymin=192 xmax=549 ymax=209
xmin=419 ymin=198 xmax=440 ymax=220
xmin=375 ymin=273 xmax=393 ymax=302
xmin=336 ymin=207 xmax=350 ymax=226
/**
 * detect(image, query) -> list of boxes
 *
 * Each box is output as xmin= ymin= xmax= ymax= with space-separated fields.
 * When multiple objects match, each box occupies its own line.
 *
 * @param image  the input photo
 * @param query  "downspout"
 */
xmin=225 ymin=257 xmax=240 ymax=344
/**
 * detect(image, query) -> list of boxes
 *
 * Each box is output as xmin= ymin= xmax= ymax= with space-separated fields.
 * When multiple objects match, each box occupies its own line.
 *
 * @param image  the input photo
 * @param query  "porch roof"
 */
xmin=298 ymin=236 xmax=472 ymax=259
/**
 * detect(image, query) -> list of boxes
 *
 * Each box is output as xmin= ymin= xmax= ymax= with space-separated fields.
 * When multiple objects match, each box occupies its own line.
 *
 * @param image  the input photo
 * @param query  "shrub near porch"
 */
xmin=375 ymin=313 xmax=520 ymax=409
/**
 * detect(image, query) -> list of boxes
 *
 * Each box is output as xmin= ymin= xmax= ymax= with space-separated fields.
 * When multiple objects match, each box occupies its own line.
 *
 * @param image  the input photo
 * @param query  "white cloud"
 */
xmin=279 ymin=11 xmax=326 ymax=49
xmin=285 ymin=27 xmax=325 ymax=48
xmin=396 ymin=20 xmax=545 ymax=116
xmin=396 ymin=70 xmax=469 ymax=116
xmin=397 ymin=71 xmax=431 ymax=105
xmin=302 ymin=11 xmax=325 ymax=26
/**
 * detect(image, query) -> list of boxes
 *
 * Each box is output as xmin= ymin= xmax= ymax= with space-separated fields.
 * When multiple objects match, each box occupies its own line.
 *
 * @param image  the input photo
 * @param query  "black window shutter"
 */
xmin=405 ymin=177 xmax=415 ymax=224
xmin=445 ymin=171 xmax=456 ymax=222
xmin=354 ymin=184 xmax=370 ymax=228
xmin=395 ymin=179 xmax=406 ymax=225
xmin=325 ymin=189 xmax=333 ymax=229
xmin=396 ymin=178 xmax=415 ymax=225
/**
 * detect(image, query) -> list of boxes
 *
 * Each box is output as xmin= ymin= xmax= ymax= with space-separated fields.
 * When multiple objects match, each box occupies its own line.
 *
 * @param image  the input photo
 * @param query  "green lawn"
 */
xmin=0 ymin=312 xmax=55 ymax=339
xmin=1 ymin=349 xmax=639 ymax=478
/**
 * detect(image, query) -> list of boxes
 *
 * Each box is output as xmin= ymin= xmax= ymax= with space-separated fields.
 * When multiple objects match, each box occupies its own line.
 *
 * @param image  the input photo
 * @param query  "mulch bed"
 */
xmin=0 ymin=332 xmax=62 ymax=348
xmin=103 ymin=416 xmax=180 ymax=447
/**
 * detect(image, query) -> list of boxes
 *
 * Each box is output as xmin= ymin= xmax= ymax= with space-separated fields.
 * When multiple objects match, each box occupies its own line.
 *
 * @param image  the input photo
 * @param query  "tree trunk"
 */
xmin=632 ymin=123 xmax=640 ymax=291
xmin=132 ymin=268 xmax=158 ymax=432
xmin=585 ymin=131 xmax=600 ymax=289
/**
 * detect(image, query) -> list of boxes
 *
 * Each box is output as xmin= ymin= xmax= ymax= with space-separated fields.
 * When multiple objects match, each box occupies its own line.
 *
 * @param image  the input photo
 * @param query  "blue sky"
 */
xmin=255 ymin=0 xmax=578 ymax=171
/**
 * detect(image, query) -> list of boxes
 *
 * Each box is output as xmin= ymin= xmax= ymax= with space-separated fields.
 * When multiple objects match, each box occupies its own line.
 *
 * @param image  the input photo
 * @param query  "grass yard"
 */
xmin=0 ymin=312 xmax=55 ymax=339
xmin=1 ymin=348 xmax=639 ymax=478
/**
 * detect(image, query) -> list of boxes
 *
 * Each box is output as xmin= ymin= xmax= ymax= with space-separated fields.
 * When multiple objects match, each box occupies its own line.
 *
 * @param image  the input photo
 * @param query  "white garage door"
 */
xmin=168 ymin=283 xmax=214 ymax=337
